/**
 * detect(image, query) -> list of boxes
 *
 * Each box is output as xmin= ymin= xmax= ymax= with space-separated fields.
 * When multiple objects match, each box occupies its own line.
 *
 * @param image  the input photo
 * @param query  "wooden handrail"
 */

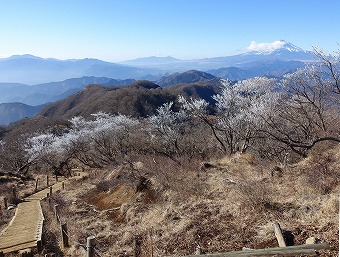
xmin=181 ymin=243 xmax=330 ymax=257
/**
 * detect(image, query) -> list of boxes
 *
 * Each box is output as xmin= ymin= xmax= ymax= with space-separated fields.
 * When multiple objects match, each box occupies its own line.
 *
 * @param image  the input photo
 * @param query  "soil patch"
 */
xmin=86 ymin=184 xmax=136 ymax=210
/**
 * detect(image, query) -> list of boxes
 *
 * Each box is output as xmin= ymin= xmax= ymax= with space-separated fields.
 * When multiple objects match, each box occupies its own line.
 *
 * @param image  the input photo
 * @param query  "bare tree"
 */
xmin=0 ymin=135 xmax=32 ymax=177
xmin=261 ymin=50 xmax=340 ymax=156
xmin=312 ymin=47 xmax=340 ymax=103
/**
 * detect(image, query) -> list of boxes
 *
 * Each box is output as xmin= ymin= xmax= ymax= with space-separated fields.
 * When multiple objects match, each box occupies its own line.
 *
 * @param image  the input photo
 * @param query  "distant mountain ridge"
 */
xmin=39 ymin=80 xmax=221 ymax=119
xmin=121 ymin=56 xmax=181 ymax=66
xmin=0 ymin=55 xmax=159 ymax=84
xmin=157 ymin=70 xmax=216 ymax=87
xmin=120 ymin=40 xmax=315 ymax=70
xmin=0 ymin=40 xmax=315 ymax=125
xmin=0 ymin=40 xmax=315 ymax=84
xmin=0 ymin=76 xmax=134 ymax=105
xmin=208 ymin=60 xmax=305 ymax=80
xmin=0 ymin=102 xmax=46 ymax=125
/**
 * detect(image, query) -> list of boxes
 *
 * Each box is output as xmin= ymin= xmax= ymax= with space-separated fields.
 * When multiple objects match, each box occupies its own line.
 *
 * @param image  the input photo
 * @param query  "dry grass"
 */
xmin=33 ymin=146 xmax=339 ymax=256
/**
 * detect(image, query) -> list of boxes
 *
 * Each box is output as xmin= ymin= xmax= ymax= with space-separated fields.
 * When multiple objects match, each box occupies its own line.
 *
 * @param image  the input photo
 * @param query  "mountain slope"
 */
xmin=0 ymin=102 xmax=46 ymax=125
xmin=103 ymin=78 xmax=136 ymax=86
xmin=121 ymin=56 xmax=181 ymax=66
xmin=208 ymin=60 xmax=305 ymax=80
xmin=207 ymin=67 xmax=251 ymax=81
xmin=157 ymin=70 xmax=216 ymax=87
xmin=0 ymin=76 xmax=134 ymax=105
xmin=39 ymin=80 xmax=221 ymax=119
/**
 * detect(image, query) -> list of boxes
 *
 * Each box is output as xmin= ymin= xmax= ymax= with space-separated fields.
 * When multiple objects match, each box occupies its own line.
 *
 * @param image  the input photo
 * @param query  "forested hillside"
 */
xmin=38 ymin=80 xmax=221 ymax=119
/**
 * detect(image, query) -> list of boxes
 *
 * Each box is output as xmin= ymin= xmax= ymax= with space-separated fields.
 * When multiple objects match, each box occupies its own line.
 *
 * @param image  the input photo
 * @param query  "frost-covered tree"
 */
xmin=25 ymin=131 xmax=81 ymax=175
xmin=263 ymin=58 xmax=340 ymax=156
xmin=25 ymin=112 xmax=141 ymax=172
xmin=213 ymin=78 xmax=280 ymax=153
xmin=178 ymin=95 xmax=226 ymax=152
xmin=147 ymin=102 xmax=188 ymax=158
xmin=312 ymin=47 xmax=340 ymax=103
xmin=87 ymin=112 xmax=140 ymax=165
xmin=179 ymin=78 xmax=280 ymax=154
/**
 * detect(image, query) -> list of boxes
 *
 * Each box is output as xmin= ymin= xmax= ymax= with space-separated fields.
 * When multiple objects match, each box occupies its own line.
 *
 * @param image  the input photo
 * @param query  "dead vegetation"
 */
xmin=35 ymin=144 xmax=340 ymax=256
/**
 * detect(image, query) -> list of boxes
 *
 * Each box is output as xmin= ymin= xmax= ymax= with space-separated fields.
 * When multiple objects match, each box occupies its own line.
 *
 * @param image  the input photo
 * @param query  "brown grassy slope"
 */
xmin=44 ymin=146 xmax=339 ymax=256
xmin=37 ymin=80 xmax=221 ymax=120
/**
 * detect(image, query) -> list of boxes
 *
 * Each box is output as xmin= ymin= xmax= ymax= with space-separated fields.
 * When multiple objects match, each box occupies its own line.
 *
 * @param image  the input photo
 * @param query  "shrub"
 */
xmin=236 ymin=180 xmax=274 ymax=213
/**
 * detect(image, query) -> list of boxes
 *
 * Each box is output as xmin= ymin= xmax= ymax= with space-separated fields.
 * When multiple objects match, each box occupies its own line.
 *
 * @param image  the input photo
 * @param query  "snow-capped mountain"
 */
xmin=240 ymin=40 xmax=314 ymax=61
xmin=275 ymin=40 xmax=306 ymax=53
xmin=245 ymin=40 xmax=306 ymax=54
xmin=120 ymin=40 xmax=316 ymax=70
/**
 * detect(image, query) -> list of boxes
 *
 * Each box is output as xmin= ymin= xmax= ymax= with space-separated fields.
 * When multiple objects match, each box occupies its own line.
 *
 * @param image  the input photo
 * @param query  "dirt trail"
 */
xmin=0 ymin=172 xmax=86 ymax=254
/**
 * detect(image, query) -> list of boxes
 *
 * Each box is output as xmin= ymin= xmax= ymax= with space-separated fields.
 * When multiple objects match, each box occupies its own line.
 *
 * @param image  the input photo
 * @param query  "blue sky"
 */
xmin=0 ymin=0 xmax=339 ymax=62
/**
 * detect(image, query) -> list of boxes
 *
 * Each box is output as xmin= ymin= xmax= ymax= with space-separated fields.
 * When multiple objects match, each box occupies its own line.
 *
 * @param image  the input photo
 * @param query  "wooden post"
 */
xmin=86 ymin=236 xmax=96 ymax=257
xmin=3 ymin=197 xmax=7 ymax=209
xmin=62 ymin=182 xmax=65 ymax=190
xmin=46 ymin=175 xmax=49 ymax=187
xmin=49 ymin=186 xmax=52 ymax=196
xmin=55 ymin=175 xmax=58 ymax=182
xmin=134 ymin=236 xmax=138 ymax=257
xmin=37 ymin=240 xmax=43 ymax=253
xmin=134 ymin=236 xmax=141 ymax=257
xmin=12 ymin=186 xmax=17 ymax=199
xmin=273 ymin=222 xmax=286 ymax=247
xmin=54 ymin=204 xmax=59 ymax=223
xmin=35 ymin=178 xmax=39 ymax=192
xmin=149 ymin=229 xmax=154 ymax=257
xmin=47 ymin=194 xmax=51 ymax=210
xmin=60 ymin=223 xmax=69 ymax=248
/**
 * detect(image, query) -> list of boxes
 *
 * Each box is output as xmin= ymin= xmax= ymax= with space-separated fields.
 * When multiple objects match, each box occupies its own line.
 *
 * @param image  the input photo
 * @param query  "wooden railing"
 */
xmin=182 ymin=243 xmax=330 ymax=257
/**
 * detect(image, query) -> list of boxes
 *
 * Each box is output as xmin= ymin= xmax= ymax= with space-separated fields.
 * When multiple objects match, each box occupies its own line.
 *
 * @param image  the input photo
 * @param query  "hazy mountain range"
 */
xmin=0 ymin=77 xmax=136 ymax=105
xmin=0 ymin=77 xmax=135 ymax=125
xmin=0 ymin=55 xmax=158 ymax=85
xmin=0 ymin=102 xmax=46 ymax=125
xmin=0 ymin=40 xmax=315 ymax=85
xmin=121 ymin=40 xmax=315 ymax=70
xmin=0 ymin=40 xmax=318 ymax=125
